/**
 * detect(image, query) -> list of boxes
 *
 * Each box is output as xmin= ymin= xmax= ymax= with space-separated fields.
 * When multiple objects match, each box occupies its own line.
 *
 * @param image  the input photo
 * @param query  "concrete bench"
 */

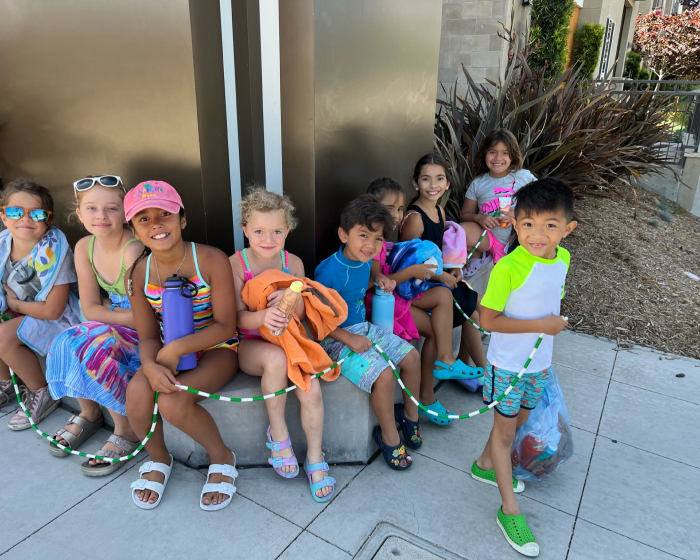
xmin=60 ymin=356 xmax=415 ymax=468
xmin=60 ymin=329 xmax=467 ymax=468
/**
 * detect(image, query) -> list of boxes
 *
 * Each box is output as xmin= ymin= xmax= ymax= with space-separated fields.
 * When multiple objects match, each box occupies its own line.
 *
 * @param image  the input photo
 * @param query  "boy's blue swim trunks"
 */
xmin=483 ymin=361 xmax=550 ymax=418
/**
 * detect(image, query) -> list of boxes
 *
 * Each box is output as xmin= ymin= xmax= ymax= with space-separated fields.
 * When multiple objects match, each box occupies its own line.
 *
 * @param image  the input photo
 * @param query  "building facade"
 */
xmin=437 ymin=0 xmax=662 ymax=99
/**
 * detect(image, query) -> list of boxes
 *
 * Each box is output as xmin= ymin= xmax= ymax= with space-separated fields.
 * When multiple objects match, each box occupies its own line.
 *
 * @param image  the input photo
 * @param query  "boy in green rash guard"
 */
xmin=469 ymin=178 xmax=577 ymax=558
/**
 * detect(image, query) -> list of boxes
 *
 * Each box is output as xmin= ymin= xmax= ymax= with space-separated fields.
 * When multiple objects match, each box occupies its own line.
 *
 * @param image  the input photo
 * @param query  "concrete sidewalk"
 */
xmin=1 ymin=331 xmax=697 ymax=559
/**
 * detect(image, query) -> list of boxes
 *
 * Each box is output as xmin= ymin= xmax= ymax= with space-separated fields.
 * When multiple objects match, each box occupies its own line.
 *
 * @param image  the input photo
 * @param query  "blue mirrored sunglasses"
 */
xmin=2 ymin=206 xmax=52 ymax=222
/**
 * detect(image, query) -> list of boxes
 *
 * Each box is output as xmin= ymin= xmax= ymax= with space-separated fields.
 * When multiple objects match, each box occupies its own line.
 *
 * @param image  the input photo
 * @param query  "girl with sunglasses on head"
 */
xmin=45 ymin=175 xmax=145 ymax=475
xmin=0 ymin=178 xmax=81 ymax=429
xmin=124 ymin=181 xmax=239 ymax=511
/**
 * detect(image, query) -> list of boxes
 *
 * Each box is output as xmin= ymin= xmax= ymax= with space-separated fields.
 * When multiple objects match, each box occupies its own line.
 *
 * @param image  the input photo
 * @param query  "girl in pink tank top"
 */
xmin=229 ymin=187 xmax=335 ymax=503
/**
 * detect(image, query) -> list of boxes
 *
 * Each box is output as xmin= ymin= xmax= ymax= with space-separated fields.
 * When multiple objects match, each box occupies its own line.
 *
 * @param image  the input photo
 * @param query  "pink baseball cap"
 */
xmin=124 ymin=181 xmax=185 ymax=222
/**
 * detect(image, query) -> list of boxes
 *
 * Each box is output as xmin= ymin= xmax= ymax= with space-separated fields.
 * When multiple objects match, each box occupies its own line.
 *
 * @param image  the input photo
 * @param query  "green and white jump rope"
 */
xmin=9 ymin=370 xmax=157 ymax=463
xmin=14 ymin=229 xmax=552 ymax=449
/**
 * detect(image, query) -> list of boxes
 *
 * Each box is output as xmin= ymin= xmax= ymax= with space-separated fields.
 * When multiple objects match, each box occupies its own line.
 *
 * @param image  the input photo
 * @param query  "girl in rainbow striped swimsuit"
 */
xmin=123 ymin=181 xmax=239 ymax=512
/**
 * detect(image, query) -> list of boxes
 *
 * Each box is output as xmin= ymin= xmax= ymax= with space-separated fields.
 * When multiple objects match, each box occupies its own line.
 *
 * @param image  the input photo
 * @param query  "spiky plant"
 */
xmin=435 ymin=28 xmax=678 ymax=222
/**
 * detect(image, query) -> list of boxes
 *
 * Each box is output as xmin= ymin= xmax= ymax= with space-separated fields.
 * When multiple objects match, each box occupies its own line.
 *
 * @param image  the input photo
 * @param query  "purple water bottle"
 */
xmin=162 ymin=276 xmax=199 ymax=371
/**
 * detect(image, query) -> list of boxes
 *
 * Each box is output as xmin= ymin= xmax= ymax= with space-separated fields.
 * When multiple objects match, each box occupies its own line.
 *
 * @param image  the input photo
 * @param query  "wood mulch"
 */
xmin=560 ymin=184 xmax=700 ymax=359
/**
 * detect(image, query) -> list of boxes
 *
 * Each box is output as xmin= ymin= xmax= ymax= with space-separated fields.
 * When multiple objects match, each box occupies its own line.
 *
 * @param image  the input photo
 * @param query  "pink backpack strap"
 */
xmin=237 ymin=250 xmax=255 ymax=283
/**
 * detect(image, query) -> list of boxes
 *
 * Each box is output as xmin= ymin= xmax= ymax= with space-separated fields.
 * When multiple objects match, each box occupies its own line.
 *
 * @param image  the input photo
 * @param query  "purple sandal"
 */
xmin=266 ymin=426 xmax=299 ymax=478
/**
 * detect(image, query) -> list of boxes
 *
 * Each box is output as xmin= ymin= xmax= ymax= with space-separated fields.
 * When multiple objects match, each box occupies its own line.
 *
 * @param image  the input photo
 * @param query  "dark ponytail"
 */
xmin=126 ymin=246 xmax=151 ymax=296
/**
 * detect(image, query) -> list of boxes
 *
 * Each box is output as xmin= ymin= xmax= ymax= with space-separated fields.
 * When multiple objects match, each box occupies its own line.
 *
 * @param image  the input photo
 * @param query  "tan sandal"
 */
xmin=48 ymin=414 xmax=103 ymax=457
xmin=81 ymin=434 xmax=139 ymax=477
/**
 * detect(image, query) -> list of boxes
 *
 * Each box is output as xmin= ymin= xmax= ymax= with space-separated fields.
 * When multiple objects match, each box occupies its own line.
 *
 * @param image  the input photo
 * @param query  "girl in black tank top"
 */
xmin=405 ymin=203 xmax=444 ymax=247
xmin=394 ymin=154 xmax=486 ymax=425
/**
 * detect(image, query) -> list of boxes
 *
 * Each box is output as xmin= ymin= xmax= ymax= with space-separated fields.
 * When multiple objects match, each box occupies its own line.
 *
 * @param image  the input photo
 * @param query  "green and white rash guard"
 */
xmin=481 ymin=245 xmax=570 ymax=373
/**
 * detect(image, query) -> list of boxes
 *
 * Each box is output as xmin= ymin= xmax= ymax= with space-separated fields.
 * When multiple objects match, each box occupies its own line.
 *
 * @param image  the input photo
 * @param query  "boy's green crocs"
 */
xmin=470 ymin=461 xmax=524 ymax=493
xmin=497 ymin=507 xmax=539 ymax=557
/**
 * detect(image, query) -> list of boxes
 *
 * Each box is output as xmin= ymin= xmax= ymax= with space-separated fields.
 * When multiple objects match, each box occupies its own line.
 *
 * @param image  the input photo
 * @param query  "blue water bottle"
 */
xmin=162 ymin=276 xmax=199 ymax=371
xmin=371 ymin=285 xmax=395 ymax=334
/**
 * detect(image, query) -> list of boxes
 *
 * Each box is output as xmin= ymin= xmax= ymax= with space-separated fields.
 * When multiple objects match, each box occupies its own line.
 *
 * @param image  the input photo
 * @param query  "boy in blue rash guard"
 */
xmin=315 ymin=195 xmax=422 ymax=469
xmin=470 ymin=178 xmax=577 ymax=557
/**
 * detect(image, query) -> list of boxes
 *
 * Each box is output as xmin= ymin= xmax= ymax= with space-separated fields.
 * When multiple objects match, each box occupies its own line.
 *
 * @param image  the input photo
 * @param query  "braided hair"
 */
xmin=126 ymin=246 xmax=151 ymax=296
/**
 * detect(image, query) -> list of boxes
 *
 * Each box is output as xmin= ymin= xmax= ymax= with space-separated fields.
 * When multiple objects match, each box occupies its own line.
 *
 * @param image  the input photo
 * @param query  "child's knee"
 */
xmin=400 ymin=349 xmax=420 ymax=372
xmin=492 ymin=416 xmax=517 ymax=446
xmin=125 ymin=373 xmax=152 ymax=416
xmin=297 ymin=378 xmax=323 ymax=406
xmin=262 ymin=346 xmax=288 ymax=375
xmin=157 ymin=392 xmax=191 ymax=426
xmin=374 ymin=367 xmax=396 ymax=391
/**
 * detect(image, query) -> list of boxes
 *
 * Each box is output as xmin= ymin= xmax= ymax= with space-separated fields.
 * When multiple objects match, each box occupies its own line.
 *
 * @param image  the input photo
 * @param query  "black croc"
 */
xmin=372 ymin=426 xmax=413 ymax=470
xmin=394 ymin=403 xmax=422 ymax=450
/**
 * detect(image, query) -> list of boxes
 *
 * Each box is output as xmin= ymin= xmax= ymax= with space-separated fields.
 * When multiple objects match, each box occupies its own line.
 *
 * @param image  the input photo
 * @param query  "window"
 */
xmin=598 ymin=18 xmax=616 ymax=78
xmin=671 ymin=0 xmax=680 ymax=14
xmin=652 ymin=0 xmax=664 ymax=10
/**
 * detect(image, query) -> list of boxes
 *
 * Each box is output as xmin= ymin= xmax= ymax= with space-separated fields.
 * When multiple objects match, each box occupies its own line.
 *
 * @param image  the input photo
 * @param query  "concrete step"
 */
xmin=57 ymin=327 xmax=467 ymax=468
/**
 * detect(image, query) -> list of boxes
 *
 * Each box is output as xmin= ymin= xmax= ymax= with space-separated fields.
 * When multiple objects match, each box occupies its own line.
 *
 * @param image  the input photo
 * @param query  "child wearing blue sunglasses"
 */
xmin=0 ymin=178 xmax=81 ymax=430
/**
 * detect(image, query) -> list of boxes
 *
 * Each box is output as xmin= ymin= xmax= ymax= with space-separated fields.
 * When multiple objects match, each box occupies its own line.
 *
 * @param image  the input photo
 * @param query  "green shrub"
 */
xmin=528 ymin=0 xmax=576 ymax=82
xmin=572 ymin=23 xmax=604 ymax=80
xmin=625 ymin=52 xmax=643 ymax=79
xmin=638 ymin=68 xmax=650 ymax=81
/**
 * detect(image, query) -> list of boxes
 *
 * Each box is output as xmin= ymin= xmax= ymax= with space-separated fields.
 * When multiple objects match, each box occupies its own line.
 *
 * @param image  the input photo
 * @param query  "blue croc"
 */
xmin=432 ymin=359 xmax=484 ymax=381
xmin=418 ymin=399 xmax=454 ymax=426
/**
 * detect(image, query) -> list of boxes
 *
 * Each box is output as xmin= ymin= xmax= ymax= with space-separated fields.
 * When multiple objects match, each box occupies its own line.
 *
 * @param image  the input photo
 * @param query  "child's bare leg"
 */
xmin=0 ymin=319 xmax=47 ymax=389
xmin=460 ymin=222 xmax=491 ymax=258
xmin=239 ymin=339 xmax=296 ymax=474
xmin=458 ymin=309 xmax=486 ymax=369
xmin=477 ymin=408 xmax=530 ymax=472
xmin=489 ymin=412 xmax=522 ymax=515
xmin=371 ymin=368 xmax=401 ymax=447
xmin=412 ymin=286 xmax=456 ymax=366
xmin=295 ymin=378 xmax=330 ymax=497
xmin=127 ymin=350 xmax=237 ymax=506
xmin=409 ymin=307 xmax=437 ymax=405
xmin=125 ymin=370 xmax=170 ymax=505
xmin=398 ymin=349 xmax=420 ymax=421
xmin=158 ymin=349 xmax=237 ymax=506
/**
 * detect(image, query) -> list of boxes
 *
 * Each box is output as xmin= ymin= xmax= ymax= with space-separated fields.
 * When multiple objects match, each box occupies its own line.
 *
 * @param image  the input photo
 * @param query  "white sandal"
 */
xmin=200 ymin=460 xmax=237 ymax=512
xmin=130 ymin=455 xmax=173 ymax=510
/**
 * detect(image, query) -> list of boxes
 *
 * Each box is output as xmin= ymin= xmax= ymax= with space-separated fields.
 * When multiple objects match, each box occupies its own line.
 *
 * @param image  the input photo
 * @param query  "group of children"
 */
xmin=0 ymin=129 xmax=576 ymax=557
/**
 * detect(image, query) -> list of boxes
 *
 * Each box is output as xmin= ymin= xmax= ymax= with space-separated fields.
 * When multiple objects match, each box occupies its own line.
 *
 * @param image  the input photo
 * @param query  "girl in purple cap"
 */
xmin=123 ymin=181 xmax=239 ymax=512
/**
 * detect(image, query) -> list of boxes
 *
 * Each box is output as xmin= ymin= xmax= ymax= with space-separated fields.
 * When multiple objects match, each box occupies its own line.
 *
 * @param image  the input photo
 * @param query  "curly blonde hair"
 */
xmin=239 ymin=184 xmax=298 ymax=230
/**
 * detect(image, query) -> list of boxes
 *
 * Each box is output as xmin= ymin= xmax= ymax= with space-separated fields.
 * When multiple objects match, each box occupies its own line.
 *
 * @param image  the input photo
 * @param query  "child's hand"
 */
xmin=266 ymin=289 xmax=286 ymax=309
xmin=477 ymin=214 xmax=500 ymax=230
xmin=539 ymin=314 xmax=568 ymax=336
xmin=375 ymin=274 xmax=396 ymax=294
xmin=346 ymin=334 xmax=372 ymax=354
xmin=3 ymin=284 xmax=18 ymax=303
xmin=432 ymin=272 xmax=458 ymax=289
xmin=156 ymin=343 xmax=182 ymax=374
xmin=263 ymin=307 xmax=290 ymax=332
xmin=449 ymin=268 xmax=463 ymax=283
xmin=143 ymin=361 xmax=180 ymax=393
xmin=410 ymin=263 xmax=438 ymax=281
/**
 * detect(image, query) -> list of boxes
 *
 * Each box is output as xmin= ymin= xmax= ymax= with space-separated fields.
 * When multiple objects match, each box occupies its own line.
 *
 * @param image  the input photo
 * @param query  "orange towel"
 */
xmin=240 ymin=269 xmax=348 ymax=392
